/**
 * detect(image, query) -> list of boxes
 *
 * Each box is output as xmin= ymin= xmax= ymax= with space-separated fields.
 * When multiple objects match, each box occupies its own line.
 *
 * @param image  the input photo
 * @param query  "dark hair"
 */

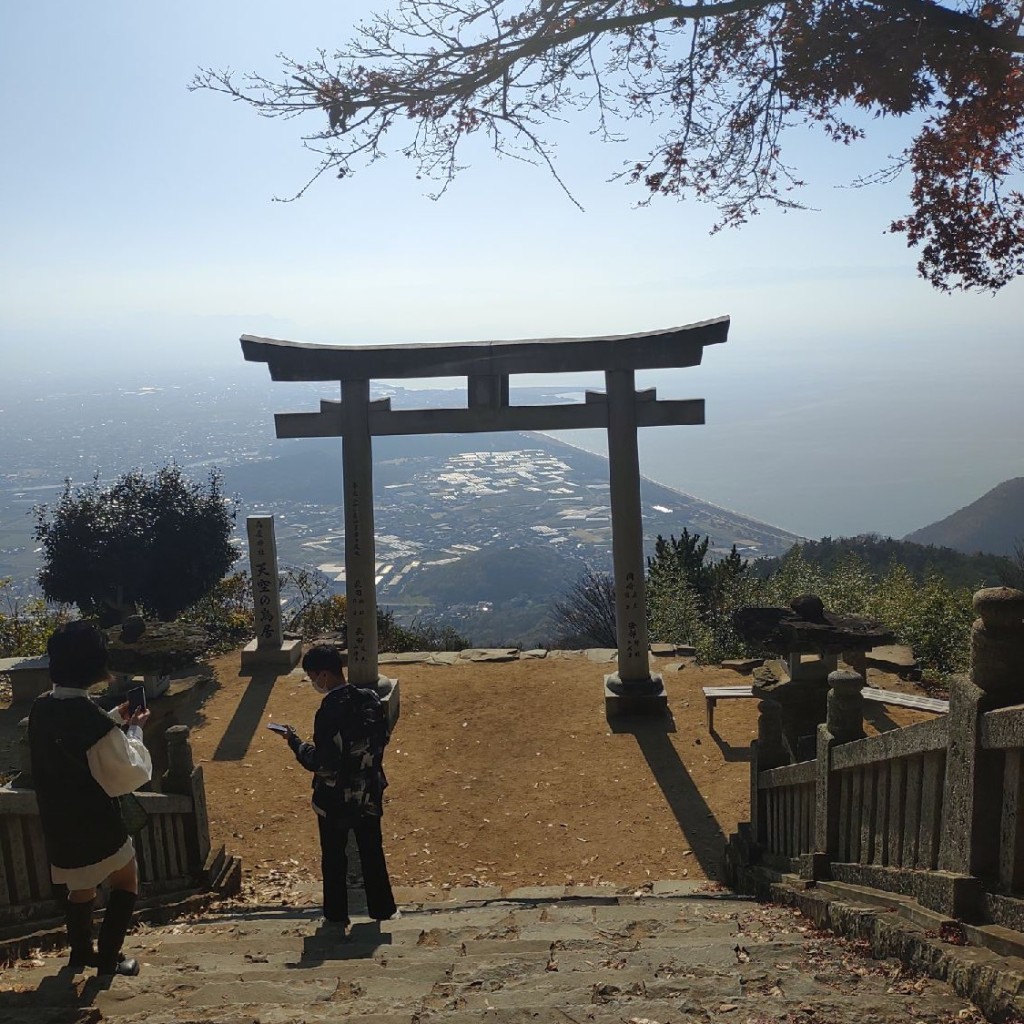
xmin=47 ymin=620 xmax=109 ymax=688
xmin=301 ymin=644 xmax=345 ymax=677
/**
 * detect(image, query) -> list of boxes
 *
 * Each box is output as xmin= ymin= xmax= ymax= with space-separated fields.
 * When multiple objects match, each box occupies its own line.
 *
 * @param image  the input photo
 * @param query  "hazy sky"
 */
xmin=1 ymin=1 xmax=1021 ymax=540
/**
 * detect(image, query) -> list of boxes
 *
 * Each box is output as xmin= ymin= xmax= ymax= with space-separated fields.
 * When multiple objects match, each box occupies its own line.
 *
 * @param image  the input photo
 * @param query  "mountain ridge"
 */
xmin=904 ymin=477 xmax=1024 ymax=556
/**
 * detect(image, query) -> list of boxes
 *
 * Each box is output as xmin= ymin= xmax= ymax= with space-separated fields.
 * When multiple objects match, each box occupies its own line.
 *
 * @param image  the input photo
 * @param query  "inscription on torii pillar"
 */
xmin=241 ymin=317 xmax=729 ymax=704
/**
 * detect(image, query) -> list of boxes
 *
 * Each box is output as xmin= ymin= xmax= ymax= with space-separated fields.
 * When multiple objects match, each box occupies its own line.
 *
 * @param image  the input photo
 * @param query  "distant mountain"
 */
xmin=904 ymin=478 xmax=1024 ymax=556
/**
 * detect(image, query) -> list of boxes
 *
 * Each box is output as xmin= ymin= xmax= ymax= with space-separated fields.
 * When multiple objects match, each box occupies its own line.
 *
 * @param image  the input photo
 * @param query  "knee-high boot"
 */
xmin=96 ymin=888 xmax=140 ymax=977
xmin=65 ymin=897 xmax=97 ymax=970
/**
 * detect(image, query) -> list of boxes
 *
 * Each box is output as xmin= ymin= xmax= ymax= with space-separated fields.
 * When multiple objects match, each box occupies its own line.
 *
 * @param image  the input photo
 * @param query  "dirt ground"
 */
xmin=179 ymin=651 xmax=930 ymax=894
xmin=0 ymin=651 xmax=930 ymax=895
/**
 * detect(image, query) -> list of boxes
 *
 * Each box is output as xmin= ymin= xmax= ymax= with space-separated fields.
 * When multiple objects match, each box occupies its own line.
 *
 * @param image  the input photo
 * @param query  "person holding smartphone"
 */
xmin=270 ymin=644 xmax=397 ymax=932
xmin=28 ymin=621 xmax=152 ymax=978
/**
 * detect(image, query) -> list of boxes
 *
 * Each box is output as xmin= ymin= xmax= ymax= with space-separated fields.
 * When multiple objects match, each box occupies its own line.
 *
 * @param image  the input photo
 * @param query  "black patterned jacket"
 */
xmin=289 ymin=684 xmax=389 ymax=821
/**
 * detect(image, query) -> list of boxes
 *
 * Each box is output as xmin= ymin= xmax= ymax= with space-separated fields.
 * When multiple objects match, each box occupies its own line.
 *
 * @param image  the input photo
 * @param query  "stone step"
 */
xmin=0 ymin=891 xmax=991 ymax=1024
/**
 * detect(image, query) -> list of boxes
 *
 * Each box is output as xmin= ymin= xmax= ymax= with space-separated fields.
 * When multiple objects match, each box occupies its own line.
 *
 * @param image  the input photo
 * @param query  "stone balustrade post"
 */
xmin=939 ymin=588 xmax=1024 ymax=902
xmin=804 ymin=671 xmax=866 ymax=880
xmin=826 ymin=669 xmax=866 ymax=743
xmin=757 ymin=699 xmax=789 ymax=770
xmin=161 ymin=725 xmax=195 ymax=794
xmin=161 ymin=725 xmax=211 ymax=871
xmin=970 ymin=587 xmax=1024 ymax=698
xmin=751 ymin=700 xmax=787 ymax=849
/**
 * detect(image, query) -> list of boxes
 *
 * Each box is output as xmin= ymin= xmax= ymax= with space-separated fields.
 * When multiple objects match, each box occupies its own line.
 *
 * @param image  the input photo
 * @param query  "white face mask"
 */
xmin=311 ymin=675 xmax=330 ymax=696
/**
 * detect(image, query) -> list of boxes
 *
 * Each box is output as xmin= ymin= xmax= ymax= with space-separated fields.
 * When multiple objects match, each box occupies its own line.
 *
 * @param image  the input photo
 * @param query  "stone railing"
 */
xmin=731 ymin=588 xmax=1024 ymax=928
xmin=0 ymin=724 xmax=235 ymax=931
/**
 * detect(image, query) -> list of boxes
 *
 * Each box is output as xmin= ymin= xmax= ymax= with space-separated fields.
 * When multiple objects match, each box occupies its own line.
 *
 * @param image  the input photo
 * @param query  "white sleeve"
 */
xmin=86 ymin=724 xmax=153 ymax=797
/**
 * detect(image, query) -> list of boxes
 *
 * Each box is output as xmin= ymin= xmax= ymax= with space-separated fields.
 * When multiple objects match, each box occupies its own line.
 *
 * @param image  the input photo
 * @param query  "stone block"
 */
xmin=830 ymin=862 xmax=984 ymax=921
xmin=651 ymin=880 xmax=705 ymax=896
xmin=798 ymin=852 xmax=832 ymax=881
xmin=506 ymin=885 xmax=568 ymax=901
xmin=378 ymin=676 xmax=400 ymax=733
xmin=426 ymin=652 xmax=461 ymax=665
xmin=865 ymin=644 xmax=921 ymax=679
xmin=240 ymin=638 xmax=303 ymax=671
xmin=604 ymin=673 xmax=667 ymax=717
xmin=788 ymin=652 xmax=838 ymax=682
xmin=0 ymin=656 xmax=51 ymax=702
xmin=378 ymin=651 xmax=432 ymax=664
xmin=721 ymin=658 xmax=764 ymax=674
xmin=458 ymin=648 xmax=519 ymax=662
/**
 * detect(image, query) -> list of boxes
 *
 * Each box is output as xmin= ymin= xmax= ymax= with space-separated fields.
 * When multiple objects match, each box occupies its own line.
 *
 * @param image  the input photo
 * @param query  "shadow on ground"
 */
xmin=212 ymin=669 xmax=286 ymax=761
xmin=609 ymin=708 xmax=728 ymax=880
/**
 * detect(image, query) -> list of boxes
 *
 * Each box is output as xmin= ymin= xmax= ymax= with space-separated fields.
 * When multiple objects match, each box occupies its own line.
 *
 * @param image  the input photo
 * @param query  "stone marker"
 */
xmin=241 ymin=514 xmax=302 ymax=670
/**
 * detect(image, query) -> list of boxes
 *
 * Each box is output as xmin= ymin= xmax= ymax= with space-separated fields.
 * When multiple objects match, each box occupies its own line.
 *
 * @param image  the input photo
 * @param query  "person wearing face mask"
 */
xmin=272 ymin=644 xmax=397 ymax=931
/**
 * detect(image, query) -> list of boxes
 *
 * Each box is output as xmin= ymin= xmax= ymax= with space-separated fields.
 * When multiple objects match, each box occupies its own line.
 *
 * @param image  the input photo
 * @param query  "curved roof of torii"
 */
xmin=240 ymin=317 xmax=729 ymax=381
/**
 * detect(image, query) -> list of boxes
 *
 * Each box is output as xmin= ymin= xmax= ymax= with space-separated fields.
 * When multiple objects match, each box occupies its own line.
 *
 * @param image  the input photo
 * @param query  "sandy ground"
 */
xmin=175 ymin=651 xmax=930 ymax=894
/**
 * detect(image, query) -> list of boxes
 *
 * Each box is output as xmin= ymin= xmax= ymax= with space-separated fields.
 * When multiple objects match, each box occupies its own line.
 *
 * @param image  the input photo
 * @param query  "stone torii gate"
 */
xmin=241 ymin=317 xmax=729 ymax=706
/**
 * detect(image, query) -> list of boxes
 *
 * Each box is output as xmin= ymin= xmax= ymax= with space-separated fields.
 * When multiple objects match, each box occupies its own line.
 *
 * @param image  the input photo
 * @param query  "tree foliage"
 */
xmin=193 ymin=0 xmax=1024 ymax=291
xmin=755 ymin=534 xmax=1015 ymax=588
xmin=551 ymin=564 xmax=618 ymax=647
xmin=34 ymin=467 xmax=240 ymax=625
xmin=182 ymin=567 xmax=471 ymax=652
xmin=646 ymin=531 xmax=750 ymax=661
xmin=644 ymin=538 xmax=976 ymax=674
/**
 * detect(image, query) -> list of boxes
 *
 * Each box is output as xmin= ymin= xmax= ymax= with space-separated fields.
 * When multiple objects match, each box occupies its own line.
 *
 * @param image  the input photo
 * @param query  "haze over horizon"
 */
xmin=1 ymin=2 xmax=1021 ymax=542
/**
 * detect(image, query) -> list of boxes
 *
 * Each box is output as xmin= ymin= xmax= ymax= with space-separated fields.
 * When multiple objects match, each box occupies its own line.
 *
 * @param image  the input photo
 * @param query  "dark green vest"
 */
xmin=28 ymin=693 xmax=129 ymax=870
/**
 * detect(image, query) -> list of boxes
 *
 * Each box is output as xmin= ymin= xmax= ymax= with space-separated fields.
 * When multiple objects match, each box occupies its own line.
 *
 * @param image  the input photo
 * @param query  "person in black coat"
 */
xmin=272 ymin=644 xmax=397 ymax=930
xmin=28 ymin=621 xmax=152 ymax=977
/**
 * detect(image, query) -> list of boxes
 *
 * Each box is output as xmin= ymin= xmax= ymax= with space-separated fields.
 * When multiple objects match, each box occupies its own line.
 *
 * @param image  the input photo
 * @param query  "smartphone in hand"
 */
xmin=266 ymin=722 xmax=291 ymax=735
xmin=126 ymin=685 xmax=147 ymax=716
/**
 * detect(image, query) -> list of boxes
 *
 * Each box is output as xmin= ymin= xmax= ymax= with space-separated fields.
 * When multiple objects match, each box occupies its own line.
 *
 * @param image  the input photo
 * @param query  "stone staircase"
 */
xmin=1 ymin=882 xmax=990 ymax=1024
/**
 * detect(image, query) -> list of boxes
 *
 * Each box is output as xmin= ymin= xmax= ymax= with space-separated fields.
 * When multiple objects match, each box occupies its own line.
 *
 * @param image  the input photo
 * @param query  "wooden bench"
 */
xmin=703 ymin=685 xmax=756 ymax=732
xmin=702 ymin=683 xmax=949 ymax=733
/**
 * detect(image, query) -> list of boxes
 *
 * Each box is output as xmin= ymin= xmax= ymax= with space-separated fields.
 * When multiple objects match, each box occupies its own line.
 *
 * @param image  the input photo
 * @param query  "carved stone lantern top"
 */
xmin=733 ymin=594 xmax=895 ymax=655
xmin=104 ymin=619 xmax=210 ymax=676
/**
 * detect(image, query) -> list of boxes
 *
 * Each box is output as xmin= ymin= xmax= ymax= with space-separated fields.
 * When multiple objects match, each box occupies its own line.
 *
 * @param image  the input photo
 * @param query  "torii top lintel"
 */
xmin=240 ymin=317 xmax=729 ymax=382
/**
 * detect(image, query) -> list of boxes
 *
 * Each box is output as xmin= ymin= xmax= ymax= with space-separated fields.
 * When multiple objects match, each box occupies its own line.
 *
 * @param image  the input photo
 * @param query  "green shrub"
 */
xmin=643 ymin=541 xmax=975 ymax=675
xmin=0 ymin=579 xmax=72 ymax=658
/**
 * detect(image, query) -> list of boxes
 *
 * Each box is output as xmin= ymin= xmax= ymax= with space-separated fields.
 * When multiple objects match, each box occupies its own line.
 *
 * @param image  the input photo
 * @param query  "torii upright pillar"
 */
xmin=605 ymin=368 xmax=657 ymax=699
xmin=240 ymin=317 xmax=730 ymax=716
xmin=339 ymin=378 xmax=380 ymax=683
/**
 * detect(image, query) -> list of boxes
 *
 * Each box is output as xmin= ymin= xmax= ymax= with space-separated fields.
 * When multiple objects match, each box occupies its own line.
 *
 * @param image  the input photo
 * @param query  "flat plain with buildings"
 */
xmin=0 ymin=372 xmax=798 ymax=644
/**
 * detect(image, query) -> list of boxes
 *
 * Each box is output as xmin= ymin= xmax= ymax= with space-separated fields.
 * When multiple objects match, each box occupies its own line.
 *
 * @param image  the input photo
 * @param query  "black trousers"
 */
xmin=316 ymin=812 xmax=396 ymax=924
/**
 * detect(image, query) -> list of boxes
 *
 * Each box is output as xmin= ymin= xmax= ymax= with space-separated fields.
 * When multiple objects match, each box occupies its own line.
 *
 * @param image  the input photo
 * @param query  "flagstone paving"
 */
xmin=0 ymin=883 xmax=990 ymax=1024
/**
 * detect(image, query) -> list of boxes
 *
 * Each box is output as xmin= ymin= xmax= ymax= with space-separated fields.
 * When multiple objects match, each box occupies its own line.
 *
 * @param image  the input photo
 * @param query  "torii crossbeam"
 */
xmin=241 ymin=317 xmax=729 ymax=705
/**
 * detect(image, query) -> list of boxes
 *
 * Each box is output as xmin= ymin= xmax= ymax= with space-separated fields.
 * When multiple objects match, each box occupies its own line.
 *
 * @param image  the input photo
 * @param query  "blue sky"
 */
xmin=1 ymin=1 xmax=1021 ymax=540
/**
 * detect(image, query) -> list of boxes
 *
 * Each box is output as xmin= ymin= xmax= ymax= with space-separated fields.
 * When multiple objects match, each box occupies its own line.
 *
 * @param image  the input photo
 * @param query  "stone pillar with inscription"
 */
xmin=603 ymin=368 xmax=664 ymax=715
xmin=240 ymin=513 xmax=302 ymax=670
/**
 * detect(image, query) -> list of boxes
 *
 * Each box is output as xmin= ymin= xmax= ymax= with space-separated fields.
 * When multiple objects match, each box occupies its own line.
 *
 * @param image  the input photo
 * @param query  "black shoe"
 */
xmin=97 ymin=955 xmax=140 ymax=977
